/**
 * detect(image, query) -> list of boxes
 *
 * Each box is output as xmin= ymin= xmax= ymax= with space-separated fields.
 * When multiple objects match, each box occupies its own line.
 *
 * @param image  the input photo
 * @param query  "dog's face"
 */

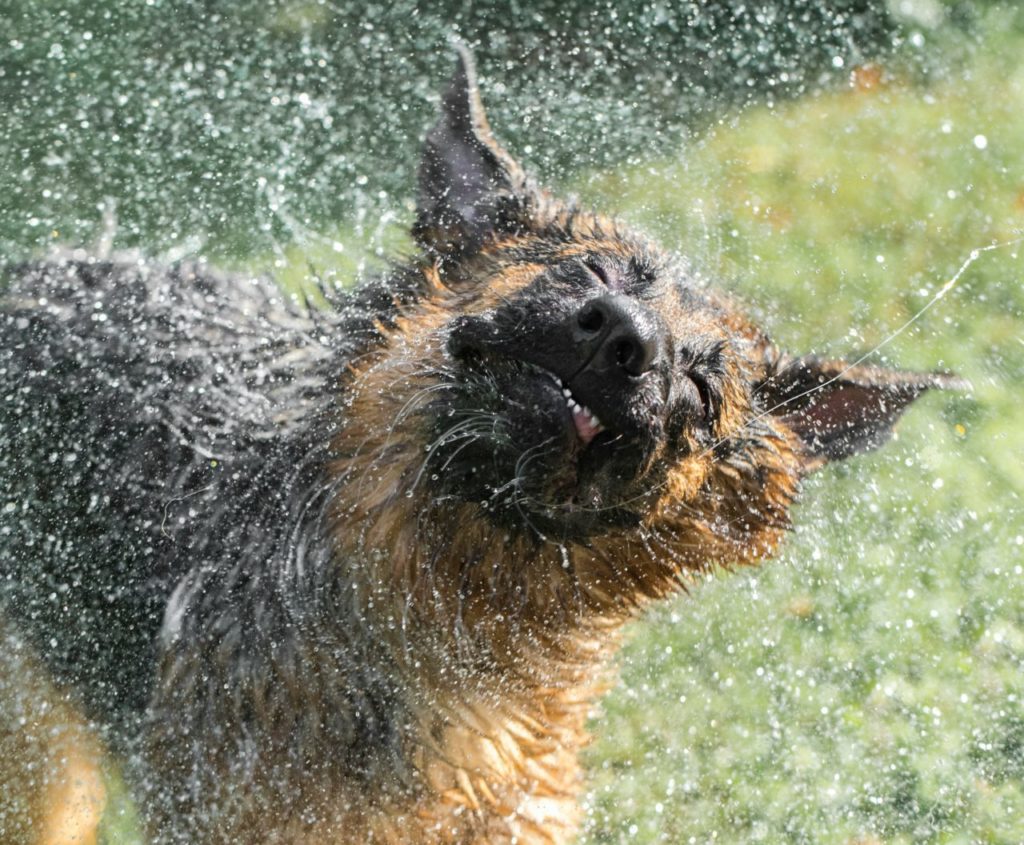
xmin=431 ymin=236 xmax=746 ymax=539
xmin=334 ymin=49 xmax=960 ymax=572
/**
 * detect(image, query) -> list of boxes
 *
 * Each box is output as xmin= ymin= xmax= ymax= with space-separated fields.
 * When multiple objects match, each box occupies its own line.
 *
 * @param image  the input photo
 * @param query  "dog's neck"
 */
xmin=319 ymin=343 xmax=798 ymax=840
xmin=325 ymin=491 xmax=643 ymax=841
xmin=330 ymin=486 xmax=673 ymax=678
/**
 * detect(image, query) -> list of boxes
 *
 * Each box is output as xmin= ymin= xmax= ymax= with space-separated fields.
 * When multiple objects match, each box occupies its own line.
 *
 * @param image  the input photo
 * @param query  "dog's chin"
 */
xmin=424 ymin=356 xmax=659 ymax=538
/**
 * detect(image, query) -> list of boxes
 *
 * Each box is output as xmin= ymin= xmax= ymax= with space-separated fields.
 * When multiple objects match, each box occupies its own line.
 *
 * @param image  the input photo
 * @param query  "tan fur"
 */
xmin=306 ymin=218 xmax=806 ymax=843
xmin=0 ymin=617 xmax=106 ymax=845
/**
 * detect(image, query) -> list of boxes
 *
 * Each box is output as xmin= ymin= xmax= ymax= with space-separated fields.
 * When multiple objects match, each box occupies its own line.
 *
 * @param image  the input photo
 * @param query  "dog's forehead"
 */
xmin=481 ymin=229 xmax=725 ymax=328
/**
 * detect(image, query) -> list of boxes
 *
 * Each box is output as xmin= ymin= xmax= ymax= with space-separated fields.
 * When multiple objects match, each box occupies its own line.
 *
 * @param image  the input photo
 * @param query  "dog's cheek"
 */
xmin=506 ymin=397 xmax=574 ymax=455
xmin=503 ymin=381 xmax=578 ymax=492
xmin=647 ymin=457 xmax=713 ymax=522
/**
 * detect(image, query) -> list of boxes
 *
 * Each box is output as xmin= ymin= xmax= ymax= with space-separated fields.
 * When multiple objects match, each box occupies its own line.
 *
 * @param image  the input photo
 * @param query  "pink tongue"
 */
xmin=572 ymin=406 xmax=601 ymax=446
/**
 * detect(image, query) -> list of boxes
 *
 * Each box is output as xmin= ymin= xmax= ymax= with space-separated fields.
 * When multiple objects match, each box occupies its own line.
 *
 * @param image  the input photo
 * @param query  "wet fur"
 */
xmin=0 ymin=50 xmax=959 ymax=844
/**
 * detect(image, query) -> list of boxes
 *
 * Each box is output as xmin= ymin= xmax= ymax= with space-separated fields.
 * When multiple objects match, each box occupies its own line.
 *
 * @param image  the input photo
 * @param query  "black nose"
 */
xmin=572 ymin=294 xmax=661 ymax=377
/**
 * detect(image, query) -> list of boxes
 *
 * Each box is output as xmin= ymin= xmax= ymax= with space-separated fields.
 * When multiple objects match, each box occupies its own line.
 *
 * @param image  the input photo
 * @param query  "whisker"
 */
xmin=410 ymin=417 xmax=496 ymax=490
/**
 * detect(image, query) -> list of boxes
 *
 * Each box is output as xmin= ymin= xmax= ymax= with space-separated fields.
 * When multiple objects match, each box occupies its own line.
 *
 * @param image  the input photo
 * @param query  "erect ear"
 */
xmin=758 ymin=355 xmax=969 ymax=468
xmin=412 ymin=44 xmax=533 ymax=257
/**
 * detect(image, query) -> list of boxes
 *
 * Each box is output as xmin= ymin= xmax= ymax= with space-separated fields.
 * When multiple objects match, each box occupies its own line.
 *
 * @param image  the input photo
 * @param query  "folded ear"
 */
xmin=758 ymin=355 xmax=969 ymax=468
xmin=413 ymin=44 xmax=533 ymax=257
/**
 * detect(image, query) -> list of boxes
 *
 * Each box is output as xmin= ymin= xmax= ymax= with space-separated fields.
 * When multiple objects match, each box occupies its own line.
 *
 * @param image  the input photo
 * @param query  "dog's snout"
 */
xmin=573 ymin=294 xmax=661 ymax=378
xmin=446 ymin=314 xmax=493 ymax=360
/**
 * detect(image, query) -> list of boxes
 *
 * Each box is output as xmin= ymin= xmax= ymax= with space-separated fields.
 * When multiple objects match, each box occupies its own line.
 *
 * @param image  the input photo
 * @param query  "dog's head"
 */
xmin=333 ymin=48 xmax=962 ymax=577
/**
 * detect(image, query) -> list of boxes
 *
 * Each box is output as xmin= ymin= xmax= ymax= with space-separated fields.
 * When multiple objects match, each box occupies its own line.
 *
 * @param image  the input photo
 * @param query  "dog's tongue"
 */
xmin=572 ymin=405 xmax=603 ymax=446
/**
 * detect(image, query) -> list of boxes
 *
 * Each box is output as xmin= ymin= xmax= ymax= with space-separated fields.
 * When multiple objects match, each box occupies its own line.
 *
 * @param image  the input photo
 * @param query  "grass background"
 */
xmin=29 ymin=6 xmax=1017 ymax=845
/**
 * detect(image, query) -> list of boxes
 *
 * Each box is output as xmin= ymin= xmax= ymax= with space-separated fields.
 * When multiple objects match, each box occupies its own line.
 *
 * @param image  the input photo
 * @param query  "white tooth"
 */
xmin=562 ymin=388 xmax=572 ymax=398
xmin=571 ymin=401 xmax=581 ymax=413
xmin=589 ymin=412 xmax=601 ymax=428
xmin=554 ymin=376 xmax=563 ymax=387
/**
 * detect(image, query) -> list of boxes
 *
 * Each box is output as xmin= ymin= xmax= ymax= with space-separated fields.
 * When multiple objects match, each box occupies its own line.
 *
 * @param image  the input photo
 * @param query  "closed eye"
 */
xmin=677 ymin=339 xmax=725 ymax=426
xmin=582 ymin=258 xmax=611 ymax=288
xmin=690 ymin=371 xmax=714 ymax=423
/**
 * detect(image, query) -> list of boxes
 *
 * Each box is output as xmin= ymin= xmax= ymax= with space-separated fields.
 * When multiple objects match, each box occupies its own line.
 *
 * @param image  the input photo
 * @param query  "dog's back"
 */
xmin=1 ymin=254 xmax=445 ymax=842
xmin=1 ymin=259 xmax=331 ymax=723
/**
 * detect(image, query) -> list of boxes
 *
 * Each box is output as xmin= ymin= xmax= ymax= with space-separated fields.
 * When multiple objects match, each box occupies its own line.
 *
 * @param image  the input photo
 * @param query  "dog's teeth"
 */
xmin=554 ymin=376 xmax=563 ymax=387
xmin=589 ymin=412 xmax=602 ymax=428
xmin=562 ymin=388 xmax=572 ymax=399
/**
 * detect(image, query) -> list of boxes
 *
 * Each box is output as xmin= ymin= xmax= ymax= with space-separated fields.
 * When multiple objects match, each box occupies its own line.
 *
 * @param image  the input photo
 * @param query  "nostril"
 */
xmin=577 ymin=303 xmax=605 ymax=334
xmin=615 ymin=339 xmax=635 ymax=366
xmin=611 ymin=328 xmax=659 ymax=376
xmin=574 ymin=294 xmax=663 ymax=378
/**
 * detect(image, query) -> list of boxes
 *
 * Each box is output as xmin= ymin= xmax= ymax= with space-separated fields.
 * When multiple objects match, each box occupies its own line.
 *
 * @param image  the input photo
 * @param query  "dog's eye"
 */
xmin=582 ymin=258 xmax=611 ymax=287
xmin=677 ymin=339 xmax=725 ymax=426
xmin=689 ymin=372 xmax=715 ymax=424
xmin=627 ymin=256 xmax=658 ymax=290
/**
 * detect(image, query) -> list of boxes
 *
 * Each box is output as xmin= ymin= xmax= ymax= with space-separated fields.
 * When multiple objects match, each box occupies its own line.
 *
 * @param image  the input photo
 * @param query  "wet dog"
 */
xmin=0 ymin=47 xmax=961 ymax=844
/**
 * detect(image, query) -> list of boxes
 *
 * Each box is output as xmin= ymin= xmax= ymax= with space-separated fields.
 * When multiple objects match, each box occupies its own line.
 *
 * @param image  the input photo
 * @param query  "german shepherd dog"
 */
xmin=0 ymin=47 xmax=961 ymax=845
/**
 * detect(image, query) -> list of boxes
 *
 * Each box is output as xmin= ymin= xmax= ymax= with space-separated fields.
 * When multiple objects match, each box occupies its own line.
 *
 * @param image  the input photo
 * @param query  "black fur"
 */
xmin=0 ymin=258 xmax=418 ymax=824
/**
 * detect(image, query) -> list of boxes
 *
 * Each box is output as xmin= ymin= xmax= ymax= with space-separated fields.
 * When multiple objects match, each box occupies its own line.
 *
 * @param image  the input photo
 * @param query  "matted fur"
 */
xmin=0 ymin=49 xmax=961 ymax=845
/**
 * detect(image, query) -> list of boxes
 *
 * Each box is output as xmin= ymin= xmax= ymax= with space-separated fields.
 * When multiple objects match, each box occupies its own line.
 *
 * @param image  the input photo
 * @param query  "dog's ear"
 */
xmin=758 ymin=354 xmax=968 ymax=469
xmin=413 ymin=44 xmax=532 ymax=256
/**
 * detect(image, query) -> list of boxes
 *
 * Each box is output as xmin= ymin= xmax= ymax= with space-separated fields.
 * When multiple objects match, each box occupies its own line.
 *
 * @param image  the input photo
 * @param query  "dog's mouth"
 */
xmin=523 ymin=362 xmax=611 ymax=452
xmin=422 ymin=349 xmax=662 ymax=537
xmin=552 ymin=372 xmax=606 ymax=447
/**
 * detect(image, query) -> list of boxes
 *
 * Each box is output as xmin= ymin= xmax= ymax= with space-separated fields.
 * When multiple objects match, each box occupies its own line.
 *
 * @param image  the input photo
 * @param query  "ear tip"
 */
xmin=448 ymin=37 xmax=474 ymax=66
xmin=930 ymin=371 xmax=972 ymax=393
xmin=447 ymin=37 xmax=479 ymax=89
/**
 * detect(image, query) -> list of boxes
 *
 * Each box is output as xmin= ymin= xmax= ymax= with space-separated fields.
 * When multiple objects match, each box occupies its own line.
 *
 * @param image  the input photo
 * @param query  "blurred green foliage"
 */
xmin=0 ymin=0 xmax=940 ymax=262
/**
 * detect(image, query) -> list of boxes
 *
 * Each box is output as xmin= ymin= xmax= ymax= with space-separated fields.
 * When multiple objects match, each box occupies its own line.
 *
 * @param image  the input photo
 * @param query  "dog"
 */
xmin=0 ymin=46 xmax=962 ymax=845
